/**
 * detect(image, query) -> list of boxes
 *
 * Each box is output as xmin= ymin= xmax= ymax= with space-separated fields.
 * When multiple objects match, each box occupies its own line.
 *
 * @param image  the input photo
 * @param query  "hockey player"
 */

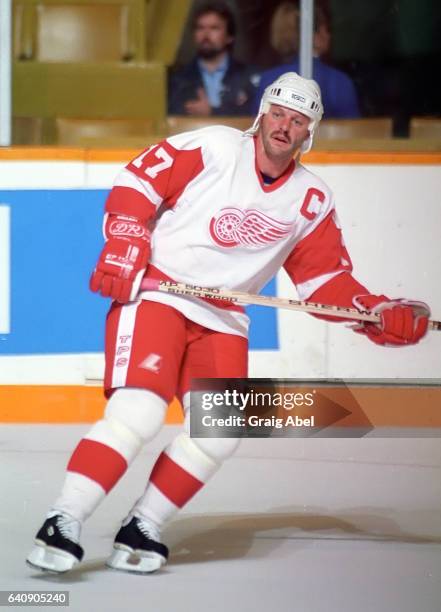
xmin=26 ymin=73 xmax=429 ymax=574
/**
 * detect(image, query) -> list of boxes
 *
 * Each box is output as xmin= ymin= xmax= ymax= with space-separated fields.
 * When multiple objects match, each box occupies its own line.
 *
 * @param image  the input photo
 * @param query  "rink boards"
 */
xmin=0 ymin=148 xmax=440 ymax=423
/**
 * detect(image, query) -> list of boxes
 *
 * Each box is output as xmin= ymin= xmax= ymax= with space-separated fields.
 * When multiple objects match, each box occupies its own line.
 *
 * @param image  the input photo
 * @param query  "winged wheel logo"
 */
xmin=209 ymin=208 xmax=293 ymax=248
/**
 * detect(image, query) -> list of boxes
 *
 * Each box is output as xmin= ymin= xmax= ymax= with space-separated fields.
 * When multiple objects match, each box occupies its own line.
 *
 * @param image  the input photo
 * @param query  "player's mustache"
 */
xmin=271 ymin=130 xmax=291 ymax=144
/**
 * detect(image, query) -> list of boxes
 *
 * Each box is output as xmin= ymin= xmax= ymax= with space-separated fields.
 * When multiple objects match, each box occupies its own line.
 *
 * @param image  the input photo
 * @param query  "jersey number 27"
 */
xmin=131 ymin=146 xmax=173 ymax=179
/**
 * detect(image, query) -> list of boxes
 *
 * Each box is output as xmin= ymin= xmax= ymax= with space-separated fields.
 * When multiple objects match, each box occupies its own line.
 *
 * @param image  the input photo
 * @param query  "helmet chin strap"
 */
xmin=300 ymin=126 xmax=314 ymax=154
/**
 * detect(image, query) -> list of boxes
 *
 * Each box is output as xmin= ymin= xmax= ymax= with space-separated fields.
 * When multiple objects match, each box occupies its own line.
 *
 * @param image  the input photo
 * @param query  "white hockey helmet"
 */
xmin=245 ymin=72 xmax=323 ymax=153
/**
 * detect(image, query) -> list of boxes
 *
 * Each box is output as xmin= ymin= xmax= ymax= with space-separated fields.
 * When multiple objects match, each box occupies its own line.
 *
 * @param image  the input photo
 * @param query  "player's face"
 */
xmin=260 ymin=105 xmax=311 ymax=160
xmin=193 ymin=12 xmax=233 ymax=59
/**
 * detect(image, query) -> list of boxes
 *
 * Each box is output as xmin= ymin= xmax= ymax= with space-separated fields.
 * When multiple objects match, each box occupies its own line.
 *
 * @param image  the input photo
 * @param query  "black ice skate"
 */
xmin=106 ymin=514 xmax=169 ymax=574
xmin=26 ymin=512 xmax=84 ymax=573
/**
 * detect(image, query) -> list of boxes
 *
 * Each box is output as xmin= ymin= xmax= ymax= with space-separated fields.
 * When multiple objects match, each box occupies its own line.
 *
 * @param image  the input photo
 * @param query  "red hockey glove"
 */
xmin=90 ymin=214 xmax=151 ymax=303
xmin=353 ymin=294 xmax=430 ymax=346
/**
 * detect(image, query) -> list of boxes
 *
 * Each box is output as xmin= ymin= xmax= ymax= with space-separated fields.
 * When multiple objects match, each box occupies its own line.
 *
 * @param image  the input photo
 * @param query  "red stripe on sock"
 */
xmin=149 ymin=452 xmax=204 ymax=508
xmin=67 ymin=439 xmax=128 ymax=493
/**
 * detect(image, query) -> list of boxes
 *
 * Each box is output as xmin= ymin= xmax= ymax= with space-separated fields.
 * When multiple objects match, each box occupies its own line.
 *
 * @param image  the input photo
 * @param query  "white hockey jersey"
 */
xmin=107 ymin=126 xmax=353 ymax=337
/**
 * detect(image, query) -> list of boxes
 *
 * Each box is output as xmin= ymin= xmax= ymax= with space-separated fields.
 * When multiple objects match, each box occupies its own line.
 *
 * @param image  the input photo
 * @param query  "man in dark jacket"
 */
xmin=168 ymin=2 xmax=258 ymax=116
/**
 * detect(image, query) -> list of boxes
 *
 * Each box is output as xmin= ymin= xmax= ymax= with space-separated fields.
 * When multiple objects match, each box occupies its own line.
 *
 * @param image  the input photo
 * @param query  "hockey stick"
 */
xmin=140 ymin=279 xmax=441 ymax=331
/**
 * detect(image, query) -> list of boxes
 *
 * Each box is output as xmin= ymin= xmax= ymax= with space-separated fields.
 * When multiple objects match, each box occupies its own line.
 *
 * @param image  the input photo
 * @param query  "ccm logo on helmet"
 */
xmin=290 ymin=93 xmax=306 ymax=103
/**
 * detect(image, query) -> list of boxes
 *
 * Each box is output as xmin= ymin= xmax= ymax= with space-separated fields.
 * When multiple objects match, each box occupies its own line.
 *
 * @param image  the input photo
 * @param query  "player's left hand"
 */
xmin=353 ymin=294 xmax=430 ymax=346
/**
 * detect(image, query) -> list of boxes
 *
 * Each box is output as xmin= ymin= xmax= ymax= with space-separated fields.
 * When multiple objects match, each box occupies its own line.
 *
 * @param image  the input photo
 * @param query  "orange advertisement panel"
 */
xmin=1 ymin=383 xmax=440 ymax=430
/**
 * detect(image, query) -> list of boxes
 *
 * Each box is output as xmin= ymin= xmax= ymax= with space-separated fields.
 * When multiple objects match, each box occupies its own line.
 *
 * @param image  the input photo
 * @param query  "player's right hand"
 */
xmin=90 ymin=214 xmax=151 ymax=303
xmin=353 ymin=294 xmax=430 ymax=346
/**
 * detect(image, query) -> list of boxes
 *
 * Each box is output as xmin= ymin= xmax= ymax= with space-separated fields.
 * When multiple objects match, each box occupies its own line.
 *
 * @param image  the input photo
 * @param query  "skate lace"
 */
xmin=56 ymin=515 xmax=80 ymax=543
xmin=136 ymin=518 xmax=160 ymax=542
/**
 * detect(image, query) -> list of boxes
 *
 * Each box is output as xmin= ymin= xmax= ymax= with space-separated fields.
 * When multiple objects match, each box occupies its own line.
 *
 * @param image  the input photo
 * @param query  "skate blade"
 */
xmin=26 ymin=544 xmax=79 ymax=574
xmin=106 ymin=547 xmax=165 ymax=574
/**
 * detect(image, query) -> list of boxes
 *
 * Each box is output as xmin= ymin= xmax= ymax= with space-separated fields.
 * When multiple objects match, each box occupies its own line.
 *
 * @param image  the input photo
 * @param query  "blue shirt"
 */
xmin=198 ymin=55 xmax=229 ymax=108
xmin=252 ymin=57 xmax=361 ymax=119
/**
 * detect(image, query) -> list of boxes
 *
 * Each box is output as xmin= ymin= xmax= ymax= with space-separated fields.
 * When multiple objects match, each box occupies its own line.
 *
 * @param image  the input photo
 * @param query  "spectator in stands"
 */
xmin=253 ymin=1 xmax=361 ymax=119
xmin=168 ymin=1 xmax=259 ymax=116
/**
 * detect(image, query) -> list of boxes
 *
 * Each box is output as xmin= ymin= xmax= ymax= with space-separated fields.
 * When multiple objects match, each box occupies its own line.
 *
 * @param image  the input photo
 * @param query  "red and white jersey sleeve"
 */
xmin=106 ymin=131 xmax=205 ymax=220
xmin=283 ymin=197 xmax=353 ymax=300
xmin=107 ymin=126 xmax=358 ymax=338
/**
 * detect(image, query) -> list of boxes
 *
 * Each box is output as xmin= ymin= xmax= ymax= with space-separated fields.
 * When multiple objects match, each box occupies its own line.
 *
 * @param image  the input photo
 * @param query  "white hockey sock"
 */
xmin=51 ymin=388 xmax=167 ymax=523
xmin=52 ymin=472 xmax=106 ymax=523
xmin=132 ymin=431 xmax=239 ymax=530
